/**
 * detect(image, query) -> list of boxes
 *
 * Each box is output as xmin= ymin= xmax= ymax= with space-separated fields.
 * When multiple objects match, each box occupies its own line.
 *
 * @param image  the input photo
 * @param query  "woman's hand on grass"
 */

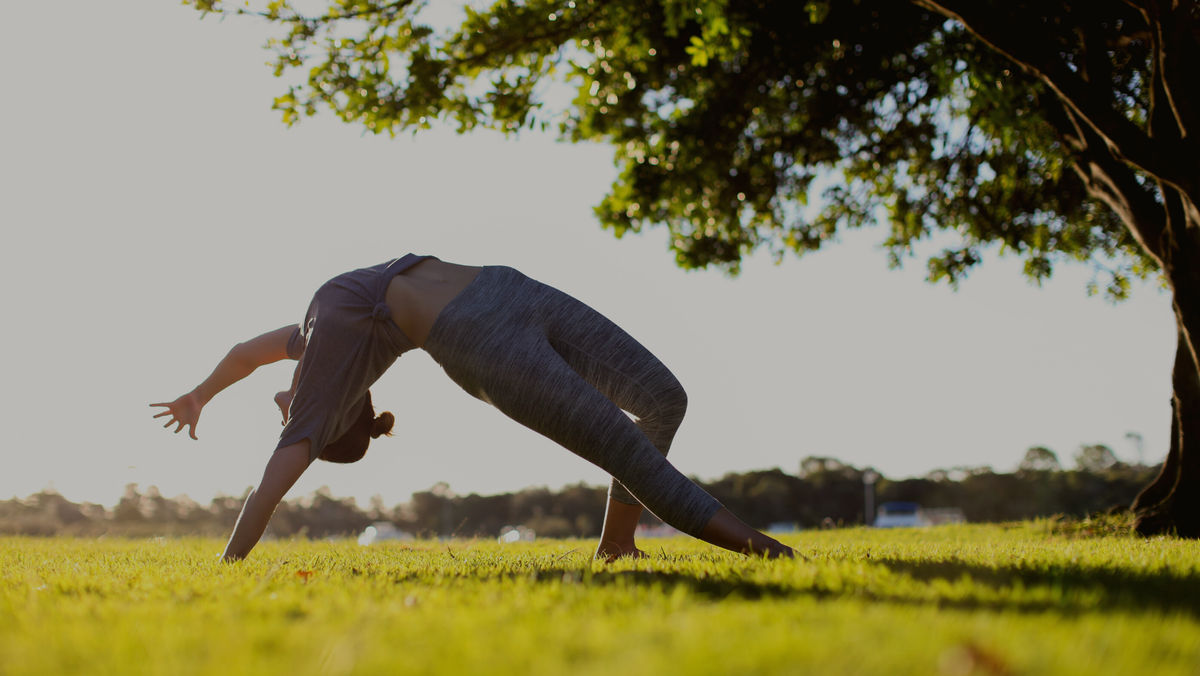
xmin=150 ymin=392 xmax=204 ymax=440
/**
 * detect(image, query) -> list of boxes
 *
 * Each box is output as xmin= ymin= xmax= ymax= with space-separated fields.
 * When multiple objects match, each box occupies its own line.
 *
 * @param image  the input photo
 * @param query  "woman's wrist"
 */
xmin=189 ymin=386 xmax=212 ymax=407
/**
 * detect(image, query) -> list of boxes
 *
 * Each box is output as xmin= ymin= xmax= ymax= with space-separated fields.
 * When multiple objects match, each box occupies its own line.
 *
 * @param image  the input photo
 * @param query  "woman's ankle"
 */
xmin=595 ymin=539 xmax=643 ymax=560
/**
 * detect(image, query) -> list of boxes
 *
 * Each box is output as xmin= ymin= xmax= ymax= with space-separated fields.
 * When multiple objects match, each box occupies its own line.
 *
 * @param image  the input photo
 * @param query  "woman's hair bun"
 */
xmin=371 ymin=411 xmax=395 ymax=438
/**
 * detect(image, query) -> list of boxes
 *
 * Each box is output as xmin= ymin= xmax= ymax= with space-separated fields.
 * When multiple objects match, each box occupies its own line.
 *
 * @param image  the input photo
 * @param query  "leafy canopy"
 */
xmin=187 ymin=0 xmax=1149 ymax=294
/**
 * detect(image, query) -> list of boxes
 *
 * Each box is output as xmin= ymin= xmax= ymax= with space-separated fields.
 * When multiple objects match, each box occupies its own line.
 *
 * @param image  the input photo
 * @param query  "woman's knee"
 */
xmin=636 ymin=379 xmax=687 ymax=453
xmin=657 ymin=378 xmax=688 ymax=425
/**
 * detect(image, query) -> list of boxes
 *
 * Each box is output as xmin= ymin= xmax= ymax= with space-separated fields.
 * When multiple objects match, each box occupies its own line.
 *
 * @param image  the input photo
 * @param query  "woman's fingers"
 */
xmin=151 ymin=400 xmax=198 ymax=439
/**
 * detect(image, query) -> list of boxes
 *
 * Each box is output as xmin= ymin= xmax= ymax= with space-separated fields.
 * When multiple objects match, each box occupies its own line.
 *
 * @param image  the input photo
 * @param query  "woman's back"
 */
xmin=386 ymin=258 xmax=482 ymax=348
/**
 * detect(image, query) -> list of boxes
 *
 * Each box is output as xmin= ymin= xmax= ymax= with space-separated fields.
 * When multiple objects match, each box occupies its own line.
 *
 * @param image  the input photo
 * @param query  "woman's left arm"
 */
xmin=151 ymin=325 xmax=298 ymax=439
xmin=221 ymin=441 xmax=311 ymax=561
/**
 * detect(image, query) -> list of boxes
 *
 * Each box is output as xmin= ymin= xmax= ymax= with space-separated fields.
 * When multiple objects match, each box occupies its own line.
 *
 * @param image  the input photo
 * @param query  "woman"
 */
xmin=152 ymin=255 xmax=793 ymax=561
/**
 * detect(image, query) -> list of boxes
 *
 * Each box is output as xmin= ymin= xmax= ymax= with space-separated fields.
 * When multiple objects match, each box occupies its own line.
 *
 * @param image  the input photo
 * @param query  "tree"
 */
xmin=185 ymin=0 xmax=1200 ymax=535
xmin=1074 ymin=444 xmax=1121 ymax=474
xmin=1018 ymin=446 xmax=1061 ymax=474
xmin=113 ymin=483 xmax=145 ymax=523
xmin=799 ymin=456 xmax=850 ymax=480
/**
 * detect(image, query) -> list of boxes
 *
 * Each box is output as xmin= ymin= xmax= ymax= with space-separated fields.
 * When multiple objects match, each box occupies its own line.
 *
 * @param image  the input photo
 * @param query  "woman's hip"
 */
xmin=424 ymin=265 xmax=542 ymax=362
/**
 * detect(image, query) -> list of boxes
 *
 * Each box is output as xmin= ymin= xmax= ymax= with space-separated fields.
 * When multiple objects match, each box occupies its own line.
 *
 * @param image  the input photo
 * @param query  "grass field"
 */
xmin=2 ymin=521 xmax=1198 ymax=675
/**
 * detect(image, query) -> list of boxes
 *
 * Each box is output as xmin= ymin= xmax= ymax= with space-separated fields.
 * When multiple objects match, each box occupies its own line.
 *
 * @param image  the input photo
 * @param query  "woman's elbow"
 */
xmin=228 ymin=342 xmax=261 ymax=371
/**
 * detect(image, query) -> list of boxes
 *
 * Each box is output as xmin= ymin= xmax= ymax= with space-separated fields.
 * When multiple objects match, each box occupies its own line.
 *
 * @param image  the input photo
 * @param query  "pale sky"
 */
xmin=0 ymin=1 xmax=1176 ymax=508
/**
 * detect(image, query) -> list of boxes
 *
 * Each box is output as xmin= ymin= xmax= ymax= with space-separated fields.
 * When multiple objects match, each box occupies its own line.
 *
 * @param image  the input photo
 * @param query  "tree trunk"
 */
xmin=1128 ymin=328 xmax=1185 ymax=518
xmin=1131 ymin=404 xmax=1179 ymax=513
xmin=1132 ymin=339 xmax=1200 ymax=536
xmin=1130 ymin=352 xmax=1179 ymax=512
xmin=1135 ymin=230 xmax=1200 ymax=537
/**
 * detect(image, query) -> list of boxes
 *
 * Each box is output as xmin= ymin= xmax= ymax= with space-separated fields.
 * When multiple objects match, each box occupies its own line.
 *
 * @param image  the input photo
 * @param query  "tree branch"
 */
xmin=911 ymin=0 xmax=1194 ymax=194
xmin=446 ymin=4 xmax=605 ymax=71
xmin=1145 ymin=0 xmax=1199 ymax=142
xmin=227 ymin=0 xmax=418 ymax=25
xmin=1047 ymin=100 xmax=1168 ymax=263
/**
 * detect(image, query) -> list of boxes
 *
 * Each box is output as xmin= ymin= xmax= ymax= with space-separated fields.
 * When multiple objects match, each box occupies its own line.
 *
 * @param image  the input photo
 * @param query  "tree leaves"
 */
xmin=184 ymin=0 xmax=1162 ymax=296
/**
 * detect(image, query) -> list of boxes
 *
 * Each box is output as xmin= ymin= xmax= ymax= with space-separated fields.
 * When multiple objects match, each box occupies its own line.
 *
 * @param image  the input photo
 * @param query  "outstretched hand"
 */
xmin=150 ymin=392 xmax=204 ymax=440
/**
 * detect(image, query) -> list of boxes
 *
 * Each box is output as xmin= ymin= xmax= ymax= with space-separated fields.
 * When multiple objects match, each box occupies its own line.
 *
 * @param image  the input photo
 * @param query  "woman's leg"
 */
xmin=542 ymin=313 xmax=688 ymax=556
xmin=479 ymin=335 xmax=722 ymax=537
xmin=546 ymin=317 xmax=792 ymax=558
xmin=425 ymin=269 xmax=792 ymax=557
xmin=596 ymin=499 xmax=648 ymax=559
xmin=479 ymin=344 xmax=790 ymax=557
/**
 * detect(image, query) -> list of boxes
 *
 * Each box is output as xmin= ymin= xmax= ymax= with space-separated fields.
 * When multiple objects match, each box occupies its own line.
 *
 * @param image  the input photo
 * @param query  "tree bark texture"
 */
xmin=1136 ymin=235 xmax=1200 ymax=536
xmin=1130 ymin=385 xmax=1178 ymax=513
xmin=1131 ymin=324 xmax=1193 ymax=535
xmin=1133 ymin=323 xmax=1200 ymax=536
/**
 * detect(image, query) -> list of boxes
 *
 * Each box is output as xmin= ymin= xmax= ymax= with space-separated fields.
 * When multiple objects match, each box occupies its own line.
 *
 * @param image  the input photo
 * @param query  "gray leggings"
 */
xmin=422 ymin=266 xmax=723 ymax=536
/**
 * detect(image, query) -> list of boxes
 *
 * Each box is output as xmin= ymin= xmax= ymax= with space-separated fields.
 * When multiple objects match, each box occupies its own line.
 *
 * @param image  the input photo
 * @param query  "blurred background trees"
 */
xmin=1 ymin=445 xmax=1153 ymax=537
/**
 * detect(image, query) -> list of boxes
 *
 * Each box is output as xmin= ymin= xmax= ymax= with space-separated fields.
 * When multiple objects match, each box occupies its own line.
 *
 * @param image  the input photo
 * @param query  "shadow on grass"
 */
xmin=873 ymin=557 xmax=1200 ymax=618
xmin=446 ymin=559 xmax=1200 ymax=618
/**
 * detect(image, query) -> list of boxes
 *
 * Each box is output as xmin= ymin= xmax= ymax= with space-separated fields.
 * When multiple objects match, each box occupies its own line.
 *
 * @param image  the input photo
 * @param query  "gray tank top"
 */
xmin=279 ymin=254 xmax=431 ymax=461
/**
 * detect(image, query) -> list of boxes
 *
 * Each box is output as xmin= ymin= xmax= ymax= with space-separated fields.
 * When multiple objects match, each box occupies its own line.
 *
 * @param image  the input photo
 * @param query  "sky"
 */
xmin=0 ymin=1 xmax=1177 ymax=509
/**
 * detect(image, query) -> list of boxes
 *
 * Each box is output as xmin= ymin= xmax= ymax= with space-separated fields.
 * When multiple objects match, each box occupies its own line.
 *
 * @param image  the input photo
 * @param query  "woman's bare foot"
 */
xmin=595 ymin=498 xmax=649 ymax=561
xmin=699 ymin=508 xmax=796 ymax=558
xmin=594 ymin=540 xmax=648 ymax=562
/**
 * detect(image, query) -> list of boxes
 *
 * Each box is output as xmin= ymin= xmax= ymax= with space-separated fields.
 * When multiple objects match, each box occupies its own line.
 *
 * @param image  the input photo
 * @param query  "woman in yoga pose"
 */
xmin=151 ymin=255 xmax=794 ymax=561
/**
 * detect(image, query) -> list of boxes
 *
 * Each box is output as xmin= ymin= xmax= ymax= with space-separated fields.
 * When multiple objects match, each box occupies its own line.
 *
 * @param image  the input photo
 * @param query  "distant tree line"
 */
xmin=1 ymin=445 xmax=1154 ymax=539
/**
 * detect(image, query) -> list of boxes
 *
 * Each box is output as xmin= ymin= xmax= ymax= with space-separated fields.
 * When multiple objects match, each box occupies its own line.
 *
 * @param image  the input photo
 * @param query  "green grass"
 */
xmin=2 ymin=522 xmax=1199 ymax=675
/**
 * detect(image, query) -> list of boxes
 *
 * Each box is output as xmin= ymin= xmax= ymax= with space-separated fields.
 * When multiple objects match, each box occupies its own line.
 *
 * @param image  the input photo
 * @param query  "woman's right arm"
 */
xmin=151 ymin=325 xmax=298 ymax=439
xmin=221 ymin=440 xmax=311 ymax=561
